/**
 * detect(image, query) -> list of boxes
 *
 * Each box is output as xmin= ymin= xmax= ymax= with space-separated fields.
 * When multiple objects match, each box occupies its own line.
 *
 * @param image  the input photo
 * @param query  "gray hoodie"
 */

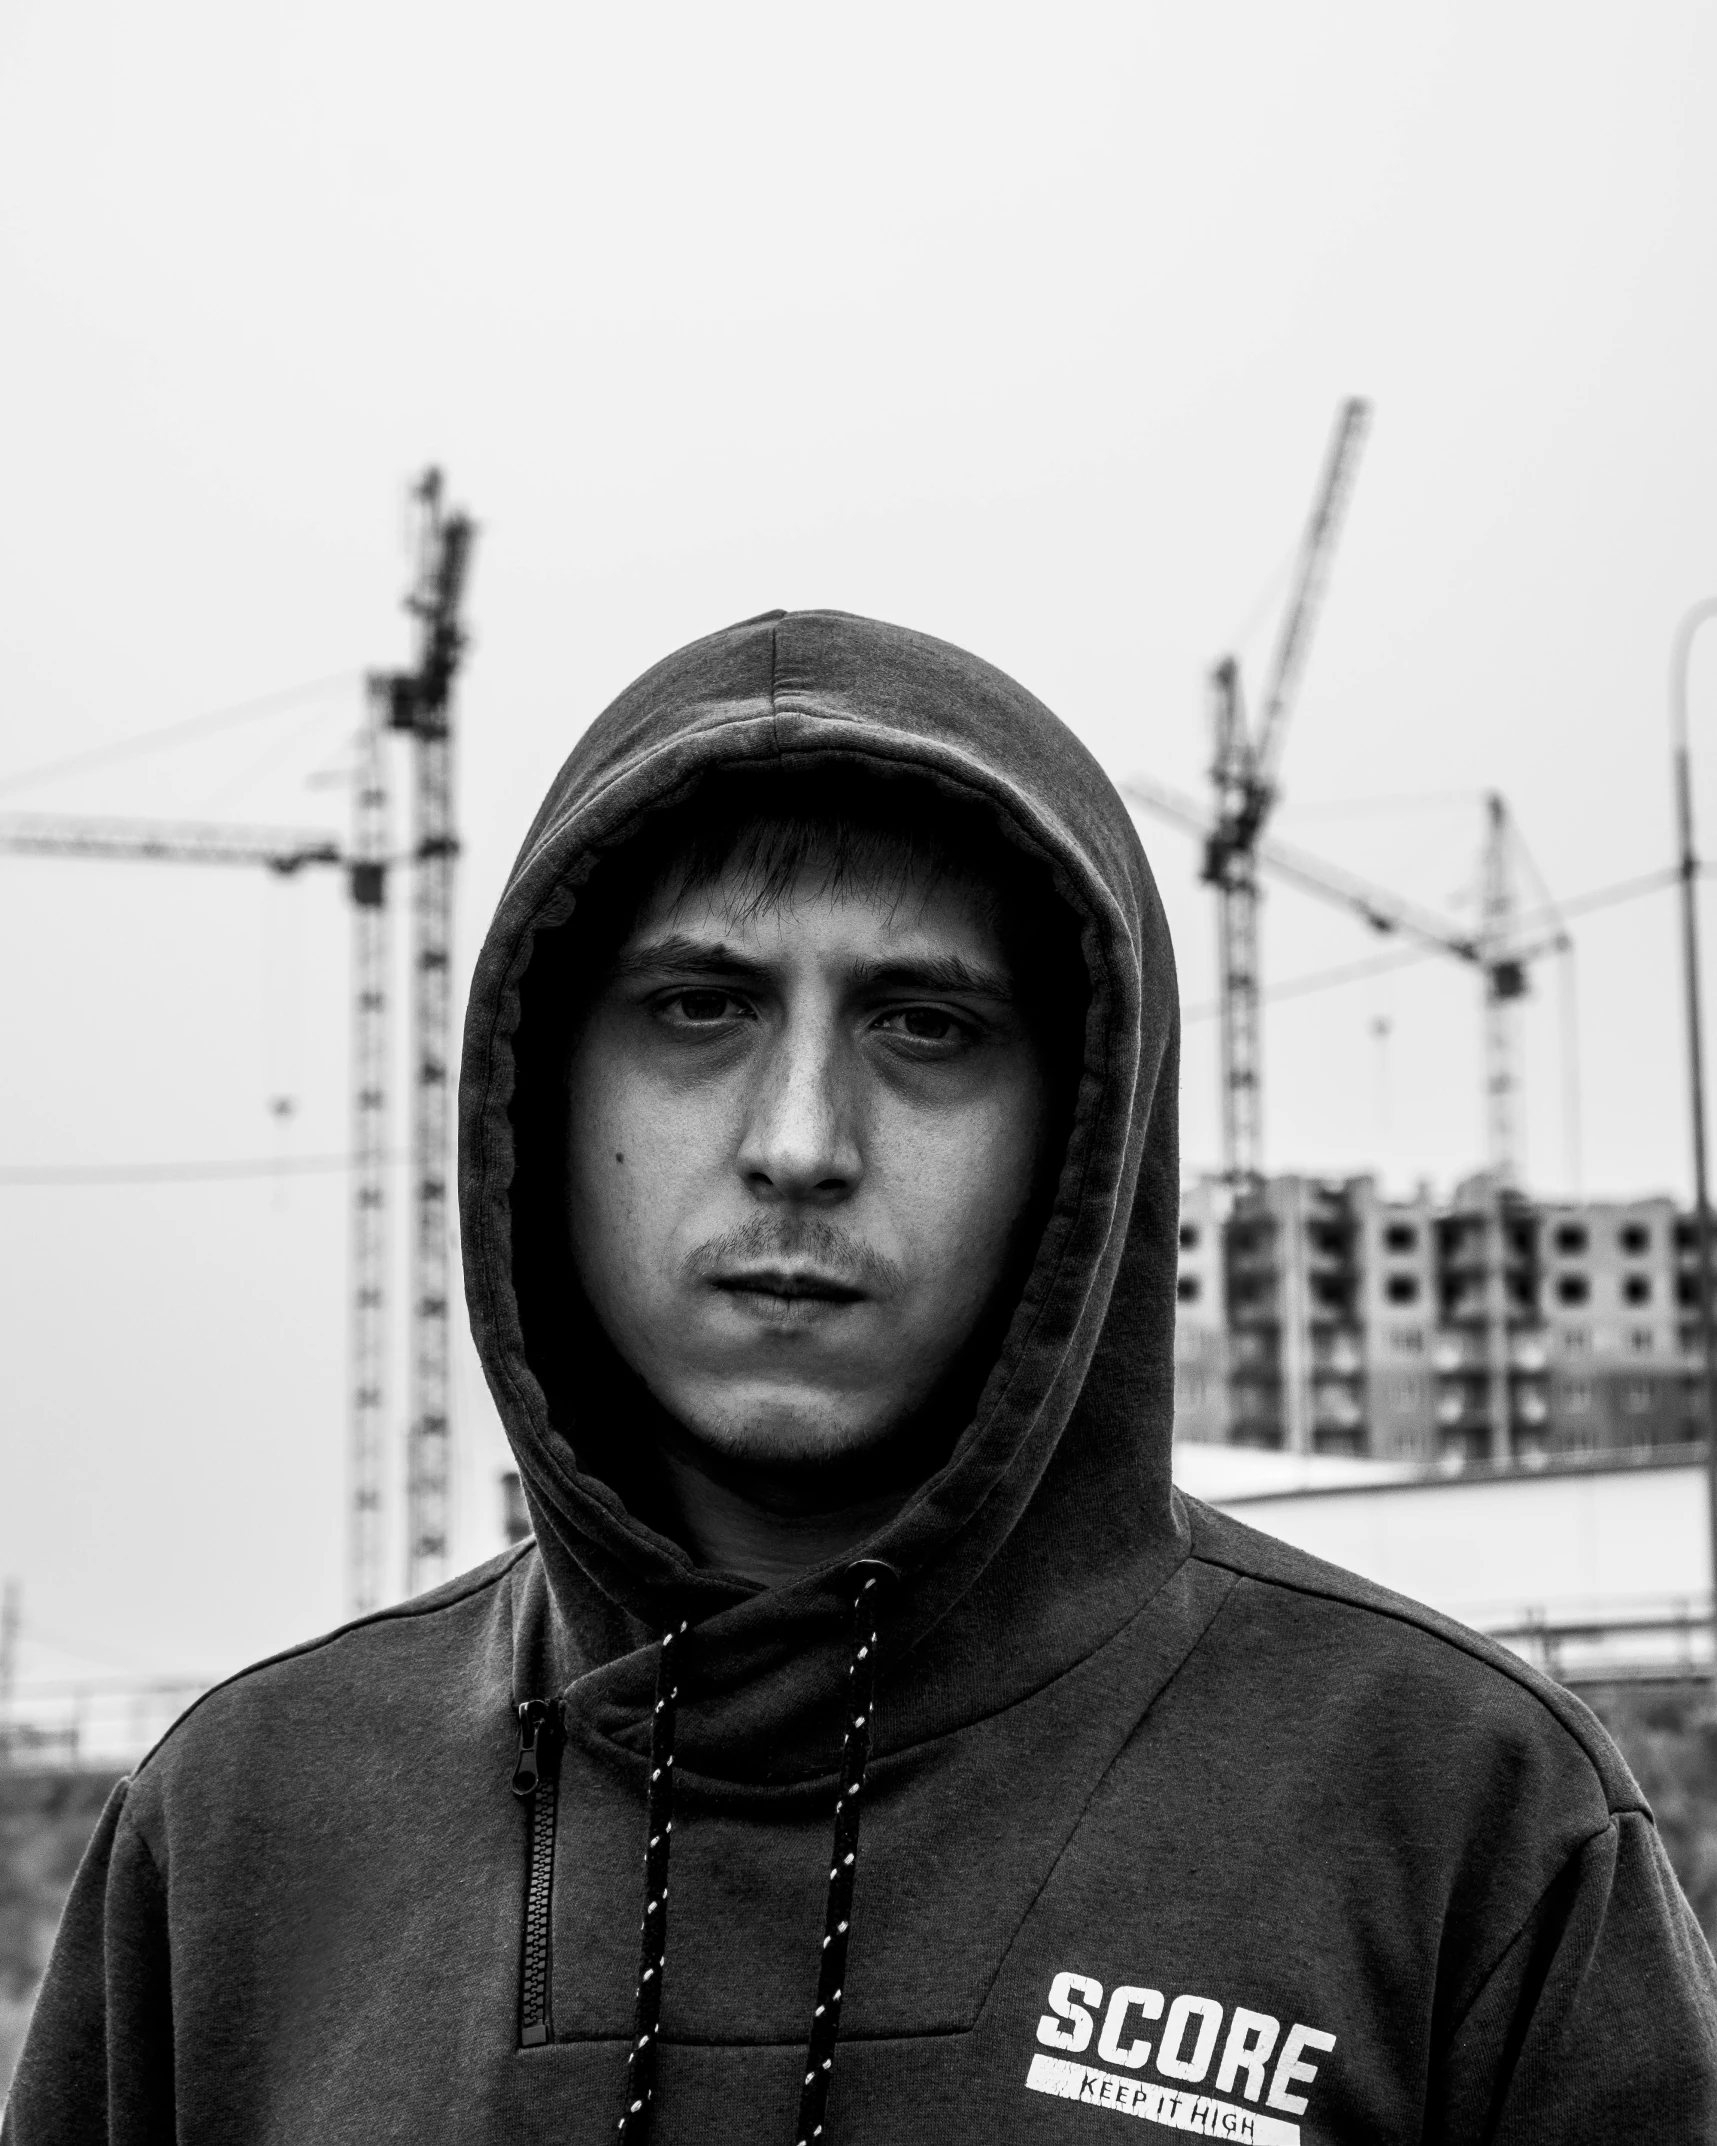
xmin=7 ymin=610 xmax=1715 ymax=2145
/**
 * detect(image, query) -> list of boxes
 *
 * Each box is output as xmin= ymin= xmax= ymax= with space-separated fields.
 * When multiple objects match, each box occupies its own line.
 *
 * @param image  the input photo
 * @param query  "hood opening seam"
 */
xmin=473 ymin=737 xmax=1132 ymax=1563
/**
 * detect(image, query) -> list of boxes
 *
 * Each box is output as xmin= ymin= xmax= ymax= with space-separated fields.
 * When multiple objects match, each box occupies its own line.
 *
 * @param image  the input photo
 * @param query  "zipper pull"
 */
xmin=512 ymin=1698 xmax=561 ymax=1797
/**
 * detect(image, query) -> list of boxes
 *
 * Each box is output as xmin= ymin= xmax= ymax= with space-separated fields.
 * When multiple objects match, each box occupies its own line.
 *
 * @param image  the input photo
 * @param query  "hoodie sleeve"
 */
xmin=2 ymin=1781 xmax=175 ymax=2146
xmin=1434 ymin=1808 xmax=1717 ymax=2142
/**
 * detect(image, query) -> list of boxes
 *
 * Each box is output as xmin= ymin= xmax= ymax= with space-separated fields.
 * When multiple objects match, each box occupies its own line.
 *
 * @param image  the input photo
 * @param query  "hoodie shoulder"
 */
xmin=1181 ymin=1491 xmax=1644 ymax=1818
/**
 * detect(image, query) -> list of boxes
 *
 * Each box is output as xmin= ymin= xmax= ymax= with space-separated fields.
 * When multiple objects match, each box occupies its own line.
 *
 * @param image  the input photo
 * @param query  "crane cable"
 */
xmin=0 ymin=671 xmax=361 ymax=799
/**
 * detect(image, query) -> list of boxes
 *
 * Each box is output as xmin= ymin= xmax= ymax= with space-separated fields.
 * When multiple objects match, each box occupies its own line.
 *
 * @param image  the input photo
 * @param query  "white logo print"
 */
xmin=1025 ymin=1971 xmax=1336 ymax=2143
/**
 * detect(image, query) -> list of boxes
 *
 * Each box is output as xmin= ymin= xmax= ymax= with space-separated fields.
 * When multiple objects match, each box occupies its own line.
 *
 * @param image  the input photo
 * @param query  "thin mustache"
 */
xmin=686 ymin=1216 xmax=906 ymax=1296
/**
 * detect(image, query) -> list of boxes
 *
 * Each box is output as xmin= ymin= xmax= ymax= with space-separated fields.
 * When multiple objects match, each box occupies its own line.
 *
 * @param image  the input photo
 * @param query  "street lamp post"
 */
xmin=1670 ymin=596 xmax=1717 ymax=1685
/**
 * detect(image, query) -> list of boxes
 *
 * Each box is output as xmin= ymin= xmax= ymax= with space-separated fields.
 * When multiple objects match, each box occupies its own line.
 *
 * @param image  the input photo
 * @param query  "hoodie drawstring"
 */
xmin=792 ymin=1560 xmax=889 ymax=2146
xmin=617 ymin=1613 xmax=687 ymax=2138
xmin=614 ymin=1563 xmax=893 ymax=2145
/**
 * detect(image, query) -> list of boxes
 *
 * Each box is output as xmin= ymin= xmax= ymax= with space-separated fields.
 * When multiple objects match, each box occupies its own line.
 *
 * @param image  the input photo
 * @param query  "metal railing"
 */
xmin=1481 ymin=1599 xmax=1714 ymax=1686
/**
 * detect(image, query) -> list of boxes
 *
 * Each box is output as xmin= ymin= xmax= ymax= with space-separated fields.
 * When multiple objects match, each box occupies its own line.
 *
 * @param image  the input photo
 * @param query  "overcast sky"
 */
xmin=3 ymin=2 xmax=1715 ymax=1689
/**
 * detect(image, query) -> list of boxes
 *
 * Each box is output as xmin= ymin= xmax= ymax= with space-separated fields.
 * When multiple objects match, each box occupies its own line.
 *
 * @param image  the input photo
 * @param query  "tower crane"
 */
xmin=1123 ymin=779 xmax=1568 ymax=1188
xmin=1 ymin=472 xmax=477 ymax=1617
xmin=1126 ymin=775 xmax=1568 ymax=1459
xmin=1202 ymin=398 xmax=1371 ymax=1187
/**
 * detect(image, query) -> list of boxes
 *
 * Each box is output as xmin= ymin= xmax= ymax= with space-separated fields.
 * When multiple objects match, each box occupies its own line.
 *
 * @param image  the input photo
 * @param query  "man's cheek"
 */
xmin=874 ymin=1120 xmax=1005 ymax=1249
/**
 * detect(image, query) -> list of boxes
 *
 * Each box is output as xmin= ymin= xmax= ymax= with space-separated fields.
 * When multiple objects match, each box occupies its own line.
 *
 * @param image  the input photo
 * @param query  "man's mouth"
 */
xmin=710 ymin=1267 xmax=866 ymax=1306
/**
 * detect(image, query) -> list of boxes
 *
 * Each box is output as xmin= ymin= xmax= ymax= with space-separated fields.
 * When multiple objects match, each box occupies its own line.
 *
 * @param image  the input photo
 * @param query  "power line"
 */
xmin=1276 ymin=788 xmax=1481 ymax=821
xmin=0 ymin=671 xmax=361 ymax=799
xmin=0 ymin=1151 xmax=405 ymax=1187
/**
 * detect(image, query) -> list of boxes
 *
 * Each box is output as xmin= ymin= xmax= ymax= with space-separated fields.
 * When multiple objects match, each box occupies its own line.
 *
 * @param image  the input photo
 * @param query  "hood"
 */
xmin=458 ymin=608 xmax=1185 ymax=1780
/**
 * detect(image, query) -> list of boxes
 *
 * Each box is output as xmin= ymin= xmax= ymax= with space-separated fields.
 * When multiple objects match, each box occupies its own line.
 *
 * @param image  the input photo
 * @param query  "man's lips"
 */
xmin=709 ymin=1267 xmax=866 ymax=1304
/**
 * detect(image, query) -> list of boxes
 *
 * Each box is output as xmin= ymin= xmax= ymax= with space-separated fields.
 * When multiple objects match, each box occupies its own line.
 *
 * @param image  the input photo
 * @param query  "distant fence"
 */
xmin=0 ymin=1679 xmax=209 ymax=1770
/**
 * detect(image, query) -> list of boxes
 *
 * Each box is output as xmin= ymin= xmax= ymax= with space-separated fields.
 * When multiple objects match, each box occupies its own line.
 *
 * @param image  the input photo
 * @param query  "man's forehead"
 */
xmin=621 ymin=851 xmax=1007 ymax=962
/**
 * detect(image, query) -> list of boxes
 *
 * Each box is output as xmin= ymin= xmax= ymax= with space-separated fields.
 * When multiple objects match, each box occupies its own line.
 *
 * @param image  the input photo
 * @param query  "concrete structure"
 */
xmin=1175 ymin=1172 xmax=1710 ymax=1463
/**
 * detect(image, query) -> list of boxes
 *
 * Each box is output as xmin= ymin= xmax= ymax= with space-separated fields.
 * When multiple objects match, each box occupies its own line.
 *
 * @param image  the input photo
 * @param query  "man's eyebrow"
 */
xmin=607 ymin=936 xmax=1016 ymax=1001
xmin=608 ymin=933 xmax=765 ymax=981
xmin=847 ymin=954 xmax=1017 ymax=1002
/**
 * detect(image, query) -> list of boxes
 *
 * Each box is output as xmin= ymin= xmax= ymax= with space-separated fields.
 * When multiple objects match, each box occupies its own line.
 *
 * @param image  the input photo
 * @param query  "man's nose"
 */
xmin=736 ymin=1015 xmax=862 ymax=1203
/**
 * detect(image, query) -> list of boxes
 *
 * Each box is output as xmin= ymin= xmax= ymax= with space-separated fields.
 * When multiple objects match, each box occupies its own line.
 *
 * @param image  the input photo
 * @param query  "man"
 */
xmin=8 ymin=609 xmax=1715 ymax=2144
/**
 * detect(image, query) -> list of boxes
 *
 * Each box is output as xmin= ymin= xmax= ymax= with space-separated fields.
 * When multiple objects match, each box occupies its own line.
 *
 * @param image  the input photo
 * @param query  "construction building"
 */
xmin=1175 ymin=1174 xmax=1707 ymax=1462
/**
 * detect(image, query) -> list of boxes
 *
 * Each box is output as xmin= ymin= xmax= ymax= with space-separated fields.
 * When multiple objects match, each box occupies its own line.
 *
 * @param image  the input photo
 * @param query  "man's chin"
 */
xmin=655 ymin=1385 xmax=915 ymax=1489
xmin=688 ymin=1411 xmax=885 ymax=1473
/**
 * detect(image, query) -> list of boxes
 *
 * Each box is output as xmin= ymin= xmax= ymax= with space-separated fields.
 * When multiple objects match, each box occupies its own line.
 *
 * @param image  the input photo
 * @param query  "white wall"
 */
xmin=1180 ymin=1452 xmax=1715 ymax=1677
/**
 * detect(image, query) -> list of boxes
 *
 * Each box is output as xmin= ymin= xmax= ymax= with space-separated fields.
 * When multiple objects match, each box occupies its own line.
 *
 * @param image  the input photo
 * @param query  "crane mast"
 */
xmin=1480 ymin=791 xmax=1529 ymax=1186
xmin=347 ymin=682 xmax=391 ymax=1614
xmin=383 ymin=472 xmax=476 ymax=1601
xmin=1206 ymin=660 xmax=1265 ymax=1185
xmin=1201 ymin=399 xmax=1371 ymax=1187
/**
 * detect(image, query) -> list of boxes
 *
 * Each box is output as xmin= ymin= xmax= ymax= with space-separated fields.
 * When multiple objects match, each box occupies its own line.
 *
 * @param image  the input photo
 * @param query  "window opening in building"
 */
xmin=1177 ymin=1275 xmax=1201 ymax=1303
xmin=1623 ymin=1274 xmax=1651 ymax=1306
xmin=1383 ymin=1223 xmax=1417 ymax=1253
xmin=1385 ymin=1275 xmax=1419 ymax=1304
xmin=1553 ymin=1223 xmax=1588 ymax=1255
xmin=1556 ymin=1274 xmax=1589 ymax=1305
xmin=1629 ymin=1328 xmax=1654 ymax=1353
xmin=1619 ymin=1223 xmax=1650 ymax=1255
xmin=1179 ymin=1222 xmax=1199 ymax=1251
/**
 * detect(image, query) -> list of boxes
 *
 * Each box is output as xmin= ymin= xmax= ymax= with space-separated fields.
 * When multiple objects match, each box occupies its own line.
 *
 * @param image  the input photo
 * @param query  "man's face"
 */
xmin=564 ymin=851 xmax=1052 ymax=1472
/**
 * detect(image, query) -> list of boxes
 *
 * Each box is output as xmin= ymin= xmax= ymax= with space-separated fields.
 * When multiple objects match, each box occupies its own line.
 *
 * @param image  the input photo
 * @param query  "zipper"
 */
xmin=513 ymin=1697 xmax=565 ymax=2049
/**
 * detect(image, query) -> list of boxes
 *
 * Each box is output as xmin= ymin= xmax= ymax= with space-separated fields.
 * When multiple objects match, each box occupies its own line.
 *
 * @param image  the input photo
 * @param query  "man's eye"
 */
xmin=666 ymin=988 xmax=743 ymax=1024
xmin=877 ymin=1006 xmax=966 ymax=1044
